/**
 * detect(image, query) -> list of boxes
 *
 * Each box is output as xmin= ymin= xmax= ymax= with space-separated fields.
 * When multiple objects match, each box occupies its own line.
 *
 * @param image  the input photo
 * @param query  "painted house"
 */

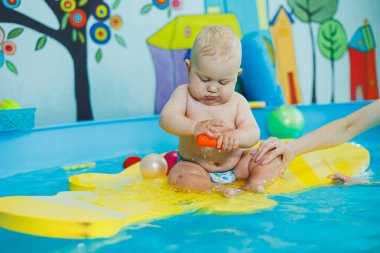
xmin=269 ymin=6 xmax=301 ymax=104
xmin=204 ymin=0 xmax=269 ymax=35
xmin=147 ymin=14 xmax=241 ymax=113
xmin=348 ymin=19 xmax=378 ymax=101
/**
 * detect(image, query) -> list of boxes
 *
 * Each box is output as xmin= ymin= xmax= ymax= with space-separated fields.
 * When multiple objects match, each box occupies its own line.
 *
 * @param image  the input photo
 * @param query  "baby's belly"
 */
xmin=179 ymin=144 xmax=243 ymax=172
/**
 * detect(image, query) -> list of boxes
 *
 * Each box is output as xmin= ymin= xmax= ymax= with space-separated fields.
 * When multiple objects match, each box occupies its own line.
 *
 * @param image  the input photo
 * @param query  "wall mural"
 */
xmin=1 ymin=0 xmax=378 ymax=126
xmin=287 ymin=0 xmax=338 ymax=103
xmin=0 ymin=26 xmax=19 ymax=74
xmin=317 ymin=19 xmax=347 ymax=102
xmin=140 ymin=0 xmax=182 ymax=18
xmin=0 ymin=0 xmax=126 ymax=121
xmin=348 ymin=19 xmax=378 ymax=101
xmin=269 ymin=6 xmax=302 ymax=104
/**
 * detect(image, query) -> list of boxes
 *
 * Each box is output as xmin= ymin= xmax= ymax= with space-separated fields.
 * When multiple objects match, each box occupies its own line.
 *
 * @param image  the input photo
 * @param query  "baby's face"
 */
xmin=188 ymin=55 xmax=240 ymax=106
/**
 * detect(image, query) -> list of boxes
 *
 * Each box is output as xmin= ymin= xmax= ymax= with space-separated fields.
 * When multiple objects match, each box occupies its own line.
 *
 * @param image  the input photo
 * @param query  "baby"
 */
xmin=159 ymin=25 xmax=282 ymax=195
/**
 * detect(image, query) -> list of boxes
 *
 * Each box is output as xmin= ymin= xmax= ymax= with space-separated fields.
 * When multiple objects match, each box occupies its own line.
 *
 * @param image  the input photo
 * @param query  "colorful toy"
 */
xmin=241 ymin=31 xmax=285 ymax=106
xmin=267 ymin=105 xmax=304 ymax=138
xmin=196 ymin=134 xmax=218 ymax=148
xmin=163 ymin=151 xmax=178 ymax=175
xmin=0 ymin=99 xmax=21 ymax=110
xmin=122 ymin=156 xmax=141 ymax=169
xmin=140 ymin=153 xmax=168 ymax=179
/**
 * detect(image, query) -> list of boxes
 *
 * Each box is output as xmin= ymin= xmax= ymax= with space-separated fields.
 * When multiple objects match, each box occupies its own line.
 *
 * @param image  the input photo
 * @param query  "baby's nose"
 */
xmin=207 ymin=83 xmax=218 ymax=93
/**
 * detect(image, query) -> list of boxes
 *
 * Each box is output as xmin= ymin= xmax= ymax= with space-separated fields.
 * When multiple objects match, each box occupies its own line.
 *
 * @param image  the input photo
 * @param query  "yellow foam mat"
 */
xmin=0 ymin=143 xmax=369 ymax=239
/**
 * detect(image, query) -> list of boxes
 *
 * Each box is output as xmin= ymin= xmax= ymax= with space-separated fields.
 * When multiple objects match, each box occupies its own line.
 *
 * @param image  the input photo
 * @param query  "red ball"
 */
xmin=122 ymin=156 xmax=141 ymax=169
xmin=163 ymin=151 xmax=178 ymax=175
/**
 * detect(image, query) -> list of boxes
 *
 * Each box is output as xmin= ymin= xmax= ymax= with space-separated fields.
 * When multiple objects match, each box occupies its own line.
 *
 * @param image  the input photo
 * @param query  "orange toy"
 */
xmin=196 ymin=134 xmax=218 ymax=148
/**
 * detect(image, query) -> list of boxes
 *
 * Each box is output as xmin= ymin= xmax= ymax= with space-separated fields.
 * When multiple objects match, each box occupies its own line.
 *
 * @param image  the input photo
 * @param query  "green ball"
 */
xmin=267 ymin=106 xmax=304 ymax=138
xmin=0 ymin=99 xmax=22 ymax=110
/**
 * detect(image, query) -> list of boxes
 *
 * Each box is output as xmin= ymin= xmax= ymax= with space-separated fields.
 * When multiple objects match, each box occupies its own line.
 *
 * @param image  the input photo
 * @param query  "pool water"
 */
xmin=0 ymin=137 xmax=379 ymax=252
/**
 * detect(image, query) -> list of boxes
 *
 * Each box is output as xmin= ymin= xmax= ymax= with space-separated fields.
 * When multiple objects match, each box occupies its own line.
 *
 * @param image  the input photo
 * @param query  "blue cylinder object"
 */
xmin=241 ymin=31 xmax=285 ymax=106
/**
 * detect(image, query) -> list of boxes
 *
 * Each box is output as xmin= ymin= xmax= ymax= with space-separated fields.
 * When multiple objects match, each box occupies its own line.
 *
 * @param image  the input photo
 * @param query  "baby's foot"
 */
xmin=222 ymin=187 xmax=244 ymax=198
xmin=212 ymin=185 xmax=243 ymax=197
xmin=243 ymin=183 xmax=265 ymax=193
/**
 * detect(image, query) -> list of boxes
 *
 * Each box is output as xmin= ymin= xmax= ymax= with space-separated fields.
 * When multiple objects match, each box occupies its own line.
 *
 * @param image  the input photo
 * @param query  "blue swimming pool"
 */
xmin=0 ymin=102 xmax=379 ymax=252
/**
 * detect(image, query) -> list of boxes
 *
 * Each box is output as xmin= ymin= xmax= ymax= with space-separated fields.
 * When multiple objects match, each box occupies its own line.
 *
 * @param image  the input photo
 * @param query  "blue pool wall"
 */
xmin=0 ymin=101 xmax=376 ymax=178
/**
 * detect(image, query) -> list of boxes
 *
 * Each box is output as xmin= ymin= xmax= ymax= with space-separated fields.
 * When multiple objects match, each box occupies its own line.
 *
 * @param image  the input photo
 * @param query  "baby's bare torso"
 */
xmin=178 ymin=91 xmax=243 ymax=172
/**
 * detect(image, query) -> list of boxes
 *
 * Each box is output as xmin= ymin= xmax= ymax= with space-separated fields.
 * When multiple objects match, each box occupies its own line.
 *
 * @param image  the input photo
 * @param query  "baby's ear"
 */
xmin=237 ymin=68 xmax=243 ymax=76
xmin=185 ymin=59 xmax=191 ymax=75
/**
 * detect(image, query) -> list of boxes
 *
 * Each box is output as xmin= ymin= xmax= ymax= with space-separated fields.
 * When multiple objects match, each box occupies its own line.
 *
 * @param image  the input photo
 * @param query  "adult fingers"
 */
xmin=260 ymin=148 xmax=283 ymax=165
xmin=254 ymin=141 xmax=276 ymax=162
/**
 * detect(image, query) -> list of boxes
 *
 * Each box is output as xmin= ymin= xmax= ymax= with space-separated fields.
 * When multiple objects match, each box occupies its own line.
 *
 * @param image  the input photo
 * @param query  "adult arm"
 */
xmin=252 ymin=99 xmax=380 ymax=167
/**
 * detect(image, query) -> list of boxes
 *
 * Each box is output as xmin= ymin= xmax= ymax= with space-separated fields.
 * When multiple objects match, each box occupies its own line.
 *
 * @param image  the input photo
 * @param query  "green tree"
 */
xmin=318 ymin=19 xmax=347 ymax=102
xmin=0 ymin=0 xmax=125 ymax=121
xmin=287 ymin=0 xmax=338 ymax=103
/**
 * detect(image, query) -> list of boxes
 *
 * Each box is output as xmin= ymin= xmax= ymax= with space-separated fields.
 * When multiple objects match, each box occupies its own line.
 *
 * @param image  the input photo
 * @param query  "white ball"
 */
xmin=140 ymin=153 xmax=168 ymax=179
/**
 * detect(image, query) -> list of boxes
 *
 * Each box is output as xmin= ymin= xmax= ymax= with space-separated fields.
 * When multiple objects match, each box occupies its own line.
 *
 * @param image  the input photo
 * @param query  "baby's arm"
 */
xmin=233 ymin=94 xmax=260 ymax=147
xmin=160 ymin=85 xmax=224 ymax=137
xmin=159 ymin=85 xmax=197 ymax=136
xmin=217 ymin=95 xmax=259 ymax=151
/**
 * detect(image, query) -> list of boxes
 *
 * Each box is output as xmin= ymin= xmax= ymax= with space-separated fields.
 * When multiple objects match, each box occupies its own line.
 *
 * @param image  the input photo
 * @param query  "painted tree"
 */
xmin=318 ymin=19 xmax=347 ymax=102
xmin=0 ymin=26 xmax=20 ymax=74
xmin=287 ymin=0 xmax=338 ymax=103
xmin=0 ymin=0 xmax=126 ymax=121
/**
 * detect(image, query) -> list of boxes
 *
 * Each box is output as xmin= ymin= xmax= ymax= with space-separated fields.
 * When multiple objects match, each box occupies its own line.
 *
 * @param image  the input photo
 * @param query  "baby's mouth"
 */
xmin=205 ymin=96 xmax=217 ymax=100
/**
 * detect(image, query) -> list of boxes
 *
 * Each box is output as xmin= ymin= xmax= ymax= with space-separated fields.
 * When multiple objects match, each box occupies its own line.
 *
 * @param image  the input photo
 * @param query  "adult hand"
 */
xmin=250 ymin=137 xmax=295 ymax=170
xmin=193 ymin=119 xmax=225 ymax=138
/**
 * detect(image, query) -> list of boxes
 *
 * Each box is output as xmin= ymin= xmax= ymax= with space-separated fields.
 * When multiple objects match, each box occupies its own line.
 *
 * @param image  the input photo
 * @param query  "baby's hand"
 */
xmin=193 ymin=119 xmax=225 ymax=138
xmin=217 ymin=129 xmax=239 ymax=152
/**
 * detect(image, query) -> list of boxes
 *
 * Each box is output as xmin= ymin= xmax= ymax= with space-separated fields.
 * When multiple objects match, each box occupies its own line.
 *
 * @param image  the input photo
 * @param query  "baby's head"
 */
xmin=186 ymin=25 xmax=242 ymax=105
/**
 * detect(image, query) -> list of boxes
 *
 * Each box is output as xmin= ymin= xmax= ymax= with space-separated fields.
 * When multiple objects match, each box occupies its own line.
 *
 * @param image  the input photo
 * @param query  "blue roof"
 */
xmin=269 ymin=6 xmax=294 ymax=26
xmin=348 ymin=23 xmax=376 ymax=52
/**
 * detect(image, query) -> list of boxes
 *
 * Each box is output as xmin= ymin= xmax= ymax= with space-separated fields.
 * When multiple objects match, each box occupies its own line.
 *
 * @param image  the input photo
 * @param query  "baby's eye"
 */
xmin=201 ymin=78 xmax=210 ymax=82
xmin=218 ymin=81 xmax=227 ymax=85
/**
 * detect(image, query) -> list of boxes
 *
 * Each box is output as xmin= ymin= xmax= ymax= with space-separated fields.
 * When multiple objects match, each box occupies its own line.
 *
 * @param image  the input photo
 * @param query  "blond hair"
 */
xmin=190 ymin=25 xmax=241 ymax=66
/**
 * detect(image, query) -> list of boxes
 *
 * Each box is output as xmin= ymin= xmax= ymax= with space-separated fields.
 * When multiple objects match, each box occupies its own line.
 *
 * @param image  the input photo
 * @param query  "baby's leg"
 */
xmin=234 ymin=149 xmax=257 ymax=180
xmin=168 ymin=161 xmax=213 ymax=192
xmin=168 ymin=161 xmax=241 ymax=197
xmin=244 ymin=156 xmax=283 ymax=192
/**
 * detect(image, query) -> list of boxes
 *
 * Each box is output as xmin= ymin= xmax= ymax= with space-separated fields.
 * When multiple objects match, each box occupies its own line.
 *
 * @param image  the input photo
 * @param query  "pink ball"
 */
xmin=164 ymin=151 xmax=178 ymax=175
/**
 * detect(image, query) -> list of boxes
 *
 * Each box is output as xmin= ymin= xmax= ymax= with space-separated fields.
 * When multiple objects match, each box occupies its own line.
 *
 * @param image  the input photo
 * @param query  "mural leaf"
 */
xmin=113 ymin=0 xmax=121 ymax=9
xmin=140 ymin=4 xmax=153 ymax=14
xmin=61 ymin=13 xmax=70 ymax=30
xmin=318 ymin=19 xmax=347 ymax=60
xmin=78 ymin=31 xmax=85 ymax=44
xmin=7 ymin=28 xmax=24 ymax=39
xmin=6 ymin=60 xmax=17 ymax=75
xmin=35 ymin=35 xmax=47 ymax=51
xmin=96 ymin=48 xmax=103 ymax=63
xmin=78 ymin=0 xmax=88 ymax=7
xmin=72 ymin=29 xmax=78 ymax=42
xmin=115 ymin=34 xmax=127 ymax=48
xmin=167 ymin=8 xmax=172 ymax=18
xmin=287 ymin=0 xmax=338 ymax=23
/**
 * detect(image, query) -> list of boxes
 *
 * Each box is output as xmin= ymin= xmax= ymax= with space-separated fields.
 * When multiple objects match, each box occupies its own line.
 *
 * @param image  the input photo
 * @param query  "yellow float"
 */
xmin=0 ymin=143 xmax=369 ymax=239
